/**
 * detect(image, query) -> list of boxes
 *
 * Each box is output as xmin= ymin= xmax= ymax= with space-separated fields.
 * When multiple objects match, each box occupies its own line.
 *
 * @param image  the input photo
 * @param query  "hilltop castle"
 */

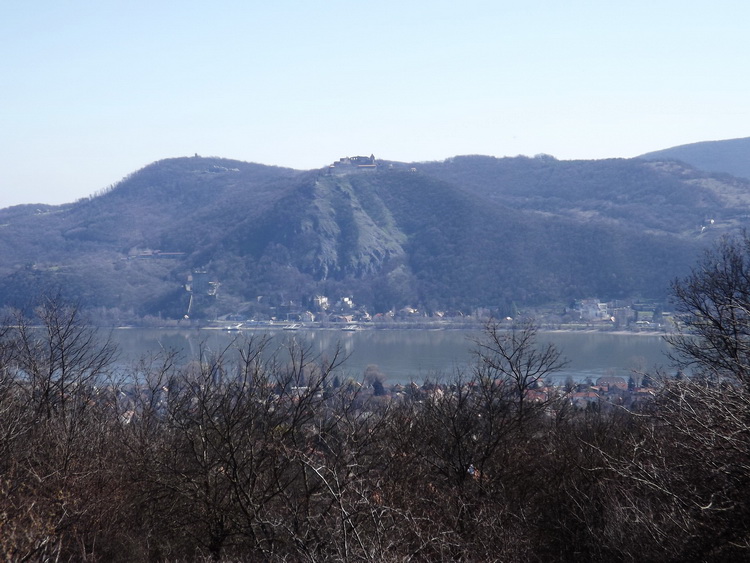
xmin=328 ymin=154 xmax=377 ymax=174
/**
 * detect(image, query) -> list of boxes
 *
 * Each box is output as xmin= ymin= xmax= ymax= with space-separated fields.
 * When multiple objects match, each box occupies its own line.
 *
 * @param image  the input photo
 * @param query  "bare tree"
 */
xmin=0 ymin=295 xmax=126 ymax=561
xmin=367 ymin=320 xmax=572 ymax=561
xmin=124 ymin=334 xmax=364 ymax=561
xmin=472 ymin=318 xmax=568 ymax=423
xmin=11 ymin=296 xmax=118 ymax=420
xmin=668 ymin=233 xmax=750 ymax=386
xmin=589 ymin=234 xmax=750 ymax=560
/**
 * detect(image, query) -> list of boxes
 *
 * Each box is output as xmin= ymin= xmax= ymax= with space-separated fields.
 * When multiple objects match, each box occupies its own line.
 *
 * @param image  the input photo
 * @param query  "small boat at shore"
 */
xmin=341 ymin=324 xmax=361 ymax=332
xmin=282 ymin=323 xmax=301 ymax=331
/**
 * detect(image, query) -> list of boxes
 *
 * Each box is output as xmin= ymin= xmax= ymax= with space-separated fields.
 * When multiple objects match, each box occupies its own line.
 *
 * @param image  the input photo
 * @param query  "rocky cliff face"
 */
xmin=297 ymin=176 xmax=407 ymax=280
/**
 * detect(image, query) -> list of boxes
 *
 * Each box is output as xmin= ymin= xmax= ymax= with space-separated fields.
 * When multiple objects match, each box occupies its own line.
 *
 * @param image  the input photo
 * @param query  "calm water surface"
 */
xmin=111 ymin=328 xmax=673 ymax=384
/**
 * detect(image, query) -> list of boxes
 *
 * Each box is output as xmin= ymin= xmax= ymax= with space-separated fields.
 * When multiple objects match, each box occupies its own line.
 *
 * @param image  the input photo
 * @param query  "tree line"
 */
xmin=3 ymin=234 xmax=750 ymax=561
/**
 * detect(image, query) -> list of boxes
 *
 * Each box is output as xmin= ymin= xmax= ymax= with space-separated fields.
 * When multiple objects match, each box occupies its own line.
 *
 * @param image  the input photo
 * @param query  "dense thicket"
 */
xmin=4 ymin=236 xmax=750 ymax=562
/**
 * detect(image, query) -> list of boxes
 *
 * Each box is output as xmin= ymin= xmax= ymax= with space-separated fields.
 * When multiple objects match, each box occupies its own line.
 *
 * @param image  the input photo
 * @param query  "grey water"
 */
xmin=110 ymin=328 xmax=673 ymax=385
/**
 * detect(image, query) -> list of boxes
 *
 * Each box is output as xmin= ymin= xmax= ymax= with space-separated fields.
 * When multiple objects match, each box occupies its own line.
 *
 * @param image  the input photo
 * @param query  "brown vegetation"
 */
xmin=3 ymin=230 xmax=750 ymax=561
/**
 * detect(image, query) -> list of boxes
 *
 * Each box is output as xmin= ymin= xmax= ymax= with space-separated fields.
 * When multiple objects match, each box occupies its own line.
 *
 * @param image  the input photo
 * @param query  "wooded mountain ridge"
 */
xmin=3 ymin=138 xmax=750 ymax=319
xmin=639 ymin=136 xmax=750 ymax=180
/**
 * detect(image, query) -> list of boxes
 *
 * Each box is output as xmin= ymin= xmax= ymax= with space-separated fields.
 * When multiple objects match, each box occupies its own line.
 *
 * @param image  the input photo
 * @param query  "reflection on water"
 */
xmin=110 ymin=328 xmax=674 ymax=384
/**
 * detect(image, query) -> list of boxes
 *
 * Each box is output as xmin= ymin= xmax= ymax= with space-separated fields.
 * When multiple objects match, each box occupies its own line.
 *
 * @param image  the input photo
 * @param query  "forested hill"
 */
xmin=639 ymin=136 xmax=750 ymax=179
xmin=1 ymin=153 xmax=749 ymax=319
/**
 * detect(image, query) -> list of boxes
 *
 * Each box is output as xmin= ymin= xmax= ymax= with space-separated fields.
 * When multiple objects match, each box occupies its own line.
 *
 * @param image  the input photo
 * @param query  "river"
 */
xmin=110 ymin=327 xmax=674 ymax=384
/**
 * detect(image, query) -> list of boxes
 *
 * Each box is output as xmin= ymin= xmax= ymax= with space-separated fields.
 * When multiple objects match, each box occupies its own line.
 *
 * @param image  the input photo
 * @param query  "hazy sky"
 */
xmin=2 ymin=1 xmax=748 ymax=208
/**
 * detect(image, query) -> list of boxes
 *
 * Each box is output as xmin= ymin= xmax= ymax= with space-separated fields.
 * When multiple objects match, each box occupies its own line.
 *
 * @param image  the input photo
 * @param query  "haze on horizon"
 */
xmin=2 ymin=1 xmax=748 ymax=209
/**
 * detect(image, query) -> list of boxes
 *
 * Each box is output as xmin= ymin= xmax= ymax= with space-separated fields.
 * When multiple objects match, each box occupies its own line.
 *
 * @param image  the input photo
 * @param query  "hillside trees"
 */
xmin=0 ymin=299 xmax=661 ymax=560
xmin=374 ymin=319 xmax=574 ymax=560
xmin=0 ymin=296 xmax=125 ymax=561
xmin=120 ymin=334 xmax=410 ymax=561
xmin=594 ymin=233 xmax=750 ymax=560
xmin=668 ymin=234 xmax=750 ymax=385
xmin=8 ymin=276 xmax=750 ymax=559
xmin=663 ymin=233 xmax=750 ymax=557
